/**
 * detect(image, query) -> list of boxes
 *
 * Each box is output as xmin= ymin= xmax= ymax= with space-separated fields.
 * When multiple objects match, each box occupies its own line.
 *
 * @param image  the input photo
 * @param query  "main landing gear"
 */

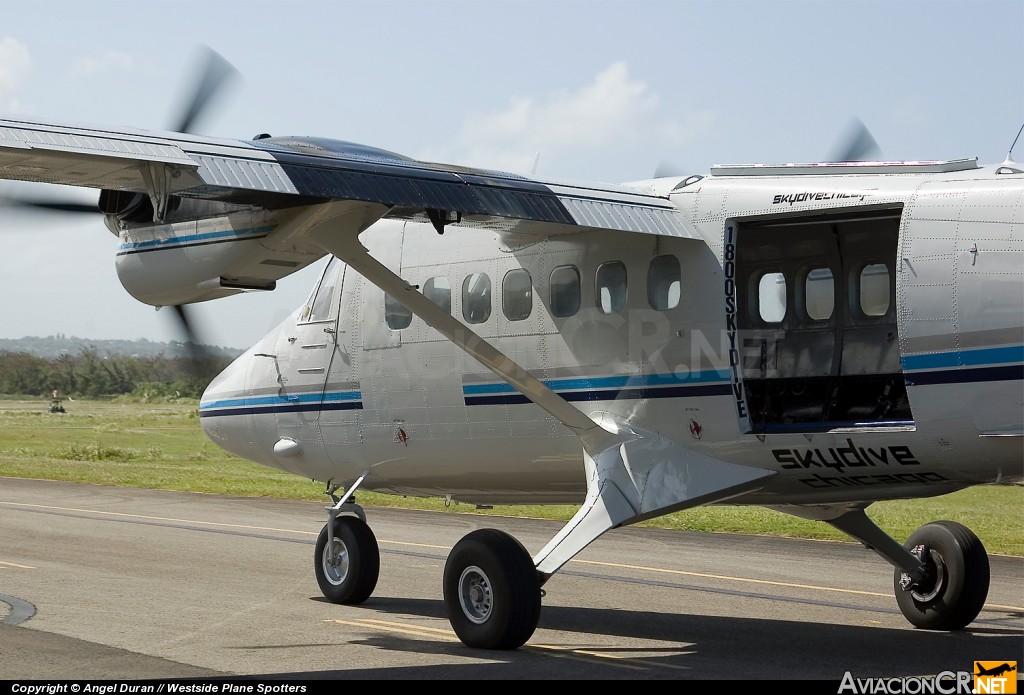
xmin=442 ymin=529 xmax=542 ymax=650
xmin=893 ymin=520 xmax=990 ymax=631
xmin=822 ymin=508 xmax=990 ymax=631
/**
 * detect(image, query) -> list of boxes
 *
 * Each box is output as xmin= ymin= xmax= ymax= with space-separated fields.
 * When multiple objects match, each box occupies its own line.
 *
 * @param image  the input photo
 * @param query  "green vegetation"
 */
xmin=0 ymin=347 xmax=233 ymax=400
xmin=0 ymin=399 xmax=1020 ymax=555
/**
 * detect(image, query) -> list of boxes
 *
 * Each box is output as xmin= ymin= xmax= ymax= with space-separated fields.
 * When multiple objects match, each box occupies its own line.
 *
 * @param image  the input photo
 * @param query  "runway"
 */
xmin=1 ymin=478 xmax=1021 ymax=681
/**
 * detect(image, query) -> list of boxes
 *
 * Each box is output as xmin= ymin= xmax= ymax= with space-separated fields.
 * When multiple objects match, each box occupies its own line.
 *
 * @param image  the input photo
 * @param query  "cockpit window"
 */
xmin=302 ymin=256 xmax=342 ymax=323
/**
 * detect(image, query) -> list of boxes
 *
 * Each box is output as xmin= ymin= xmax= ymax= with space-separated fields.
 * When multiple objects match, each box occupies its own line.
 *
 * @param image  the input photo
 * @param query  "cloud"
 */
xmin=419 ymin=62 xmax=716 ymax=180
xmin=0 ymin=37 xmax=31 ymax=112
xmin=70 ymin=50 xmax=135 ymax=77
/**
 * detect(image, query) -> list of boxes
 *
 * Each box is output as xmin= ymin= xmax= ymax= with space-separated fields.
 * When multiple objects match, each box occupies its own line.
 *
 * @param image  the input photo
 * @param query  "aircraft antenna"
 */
xmin=1005 ymin=121 xmax=1024 ymax=164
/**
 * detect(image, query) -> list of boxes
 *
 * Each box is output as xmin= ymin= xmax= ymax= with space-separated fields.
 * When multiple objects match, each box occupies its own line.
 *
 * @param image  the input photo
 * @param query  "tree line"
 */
xmin=0 ymin=348 xmax=233 ymax=400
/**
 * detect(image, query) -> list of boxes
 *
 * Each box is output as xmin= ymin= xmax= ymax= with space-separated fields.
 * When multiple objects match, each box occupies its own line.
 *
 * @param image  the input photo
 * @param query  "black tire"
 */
xmin=314 ymin=515 xmax=380 ymax=605
xmin=894 ymin=520 xmax=990 ymax=630
xmin=443 ymin=528 xmax=541 ymax=650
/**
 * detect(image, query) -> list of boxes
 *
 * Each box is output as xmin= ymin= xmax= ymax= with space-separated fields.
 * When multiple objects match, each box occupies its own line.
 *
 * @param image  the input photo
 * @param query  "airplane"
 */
xmin=1 ymin=50 xmax=1021 ymax=650
xmin=975 ymin=663 xmax=1017 ymax=678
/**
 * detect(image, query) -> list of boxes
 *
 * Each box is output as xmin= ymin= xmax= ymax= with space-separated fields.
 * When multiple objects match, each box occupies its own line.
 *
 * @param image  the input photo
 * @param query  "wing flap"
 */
xmin=0 ymin=121 xmax=199 ymax=190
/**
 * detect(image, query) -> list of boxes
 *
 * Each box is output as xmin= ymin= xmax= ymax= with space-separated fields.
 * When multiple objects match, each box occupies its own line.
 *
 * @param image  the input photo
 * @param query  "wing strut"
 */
xmin=305 ymin=201 xmax=774 ymax=580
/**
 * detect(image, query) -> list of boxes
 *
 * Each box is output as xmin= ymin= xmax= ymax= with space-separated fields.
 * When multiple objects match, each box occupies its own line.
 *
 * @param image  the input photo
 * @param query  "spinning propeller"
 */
xmin=653 ymin=117 xmax=883 ymax=178
xmin=828 ymin=117 xmax=882 ymax=162
xmin=2 ymin=46 xmax=239 ymax=355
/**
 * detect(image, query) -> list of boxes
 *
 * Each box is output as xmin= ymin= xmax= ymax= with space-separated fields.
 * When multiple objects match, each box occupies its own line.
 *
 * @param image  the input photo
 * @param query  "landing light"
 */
xmin=274 ymin=438 xmax=302 ymax=458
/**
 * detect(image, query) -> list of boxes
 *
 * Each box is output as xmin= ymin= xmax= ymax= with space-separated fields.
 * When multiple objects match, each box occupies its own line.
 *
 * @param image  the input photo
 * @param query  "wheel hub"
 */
xmin=910 ymin=548 xmax=946 ymax=603
xmin=458 ymin=565 xmax=493 ymax=624
xmin=323 ymin=540 xmax=349 ymax=585
xmin=901 ymin=544 xmax=946 ymax=603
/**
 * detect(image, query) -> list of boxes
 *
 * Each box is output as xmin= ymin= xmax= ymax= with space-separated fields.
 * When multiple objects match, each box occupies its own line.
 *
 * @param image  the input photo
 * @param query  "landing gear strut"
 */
xmin=820 ymin=508 xmax=990 ymax=631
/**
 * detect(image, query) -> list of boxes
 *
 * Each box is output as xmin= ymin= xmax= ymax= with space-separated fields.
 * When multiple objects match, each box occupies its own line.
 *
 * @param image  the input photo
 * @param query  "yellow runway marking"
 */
xmin=571 ymin=558 xmax=1024 ymax=611
xmin=0 ymin=501 xmax=318 ymax=537
xmin=326 ymin=618 xmax=458 ymax=641
xmin=0 ymin=560 xmax=35 ymax=569
xmin=573 ymin=557 xmax=889 ymax=597
xmin=325 ymin=619 xmax=674 ymax=670
xmin=0 ymin=501 xmax=447 ymax=550
xmin=3 ymin=500 xmax=1020 ymax=612
xmin=531 ymin=644 xmax=694 ymax=670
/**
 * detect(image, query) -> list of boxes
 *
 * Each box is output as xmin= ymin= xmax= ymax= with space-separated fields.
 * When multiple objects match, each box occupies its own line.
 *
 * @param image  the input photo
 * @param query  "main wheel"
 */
xmin=314 ymin=515 xmax=380 ymax=605
xmin=894 ymin=520 xmax=990 ymax=631
xmin=443 ymin=529 xmax=541 ymax=650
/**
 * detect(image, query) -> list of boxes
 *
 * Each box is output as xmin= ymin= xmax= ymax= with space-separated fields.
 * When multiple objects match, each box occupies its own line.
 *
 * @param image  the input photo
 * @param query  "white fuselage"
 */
xmin=198 ymin=162 xmax=1024 ymax=507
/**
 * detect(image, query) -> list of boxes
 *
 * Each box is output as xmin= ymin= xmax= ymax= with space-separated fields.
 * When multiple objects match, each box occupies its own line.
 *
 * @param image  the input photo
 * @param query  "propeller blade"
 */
xmin=166 ymin=304 xmax=206 ymax=360
xmin=171 ymin=46 xmax=239 ymax=134
xmin=0 ymin=197 xmax=97 ymax=214
xmin=163 ymin=303 xmax=224 ymax=388
xmin=653 ymin=160 xmax=687 ymax=178
xmin=830 ymin=118 xmax=882 ymax=162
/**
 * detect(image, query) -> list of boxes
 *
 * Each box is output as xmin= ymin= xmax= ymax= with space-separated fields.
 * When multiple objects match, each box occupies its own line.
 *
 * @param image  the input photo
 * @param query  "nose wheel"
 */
xmin=443 ymin=528 xmax=541 ymax=650
xmin=314 ymin=515 xmax=380 ymax=605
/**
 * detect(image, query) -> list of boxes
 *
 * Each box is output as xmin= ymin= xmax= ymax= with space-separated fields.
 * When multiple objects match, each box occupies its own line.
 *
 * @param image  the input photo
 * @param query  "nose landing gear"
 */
xmin=314 ymin=514 xmax=380 ymax=605
xmin=314 ymin=477 xmax=379 ymax=605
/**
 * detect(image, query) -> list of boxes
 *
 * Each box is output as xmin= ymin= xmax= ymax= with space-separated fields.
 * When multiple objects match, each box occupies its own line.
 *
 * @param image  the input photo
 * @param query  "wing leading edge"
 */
xmin=0 ymin=117 xmax=696 ymax=240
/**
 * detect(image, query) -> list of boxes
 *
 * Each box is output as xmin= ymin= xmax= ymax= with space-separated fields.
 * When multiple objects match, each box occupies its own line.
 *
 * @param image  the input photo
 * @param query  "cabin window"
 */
xmin=596 ymin=261 xmax=627 ymax=314
xmin=423 ymin=276 xmax=452 ymax=314
xmin=549 ymin=265 xmax=581 ymax=318
xmin=804 ymin=267 xmax=834 ymax=321
xmin=462 ymin=272 xmax=492 ymax=324
xmin=385 ymin=293 xmax=412 ymax=330
xmin=303 ymin=256 xmax=341 ymax=323
xmin=648 ymin=255 xmax=680 ymax=310
xmin=502 ymin=268 xmax=533 ymax=321
xmin=859 ymin=263 xmax=890 ymax=316
xmin=758 ymin=271 xmax=787 ymax=323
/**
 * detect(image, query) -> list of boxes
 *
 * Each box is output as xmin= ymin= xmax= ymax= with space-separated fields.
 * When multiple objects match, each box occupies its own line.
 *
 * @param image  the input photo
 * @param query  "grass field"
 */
xmin=0 ymin=397 xmax=1021 ymax=555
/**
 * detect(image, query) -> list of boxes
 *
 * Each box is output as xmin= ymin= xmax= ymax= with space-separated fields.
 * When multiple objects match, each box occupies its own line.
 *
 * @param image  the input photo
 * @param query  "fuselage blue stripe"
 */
xmin=117 ymin=225 xmax=274 ymax=255
xmin=902 ymin=345 xmax=1024 ymax=371
xmin=200 ymin=390 xmax=361 ymax=412
xmin=465 ymin=382 xmax=732 ymax=406
xmin=199 ymin=401 xmax=363 ymax=418
xmin=463 ymin=370 xmax=731 ymax=396
xmin=904 ymin=364 xmax=1023 ymax=386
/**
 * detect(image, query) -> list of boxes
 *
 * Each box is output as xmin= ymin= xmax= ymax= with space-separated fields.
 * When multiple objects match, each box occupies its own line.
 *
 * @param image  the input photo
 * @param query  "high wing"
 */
xmin=0 ymin=117 xmax=695 ymax=240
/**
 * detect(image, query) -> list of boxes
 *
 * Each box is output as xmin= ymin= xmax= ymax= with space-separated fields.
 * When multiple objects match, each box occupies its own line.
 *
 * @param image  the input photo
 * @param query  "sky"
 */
xmin=0 ymin=0 xmax=1021 ymax=350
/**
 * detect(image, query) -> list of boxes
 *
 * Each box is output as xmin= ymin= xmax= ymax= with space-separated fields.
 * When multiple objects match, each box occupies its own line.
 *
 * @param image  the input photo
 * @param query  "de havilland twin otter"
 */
xmin=1 ymin=50 xmax=1021 ymax=650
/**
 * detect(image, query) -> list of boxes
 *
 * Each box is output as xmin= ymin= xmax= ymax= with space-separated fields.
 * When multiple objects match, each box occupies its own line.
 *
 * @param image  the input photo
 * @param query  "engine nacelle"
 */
xmin=113 ymin=204 xmax=326 ymax=307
